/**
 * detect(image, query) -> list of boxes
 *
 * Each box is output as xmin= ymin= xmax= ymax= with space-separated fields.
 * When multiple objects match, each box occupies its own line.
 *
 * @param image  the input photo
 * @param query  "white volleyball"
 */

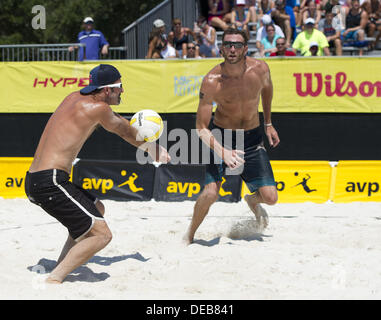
xmin=130 ymin=109 xmax=164 ymax=142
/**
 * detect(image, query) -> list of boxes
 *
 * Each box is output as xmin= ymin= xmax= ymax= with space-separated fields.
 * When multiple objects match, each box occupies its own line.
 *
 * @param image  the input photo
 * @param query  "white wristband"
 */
xmin=264 ymin=123 xmax=272 ymax=127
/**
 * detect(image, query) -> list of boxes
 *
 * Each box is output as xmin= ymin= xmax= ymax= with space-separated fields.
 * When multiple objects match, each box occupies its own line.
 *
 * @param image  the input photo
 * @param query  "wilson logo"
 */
xmin=294 ymin=72 xmax=381 ymax=97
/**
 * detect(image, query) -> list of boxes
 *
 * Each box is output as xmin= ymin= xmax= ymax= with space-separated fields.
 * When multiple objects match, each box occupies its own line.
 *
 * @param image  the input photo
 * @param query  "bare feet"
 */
xmin=244 ymin=194 xmax=269 ymax=230
xmin=182 ymin=231 xmax=193 ymax=246
xmin=46 ymin=277 xmax=62 ymax=284
xmin=46 ymin=273 xmax=63 ymax=284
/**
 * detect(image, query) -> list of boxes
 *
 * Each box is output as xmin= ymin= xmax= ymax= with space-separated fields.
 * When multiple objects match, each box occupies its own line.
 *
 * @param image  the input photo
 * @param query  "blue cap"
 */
xmin=80 ymin=64 xmax=121 ymax=94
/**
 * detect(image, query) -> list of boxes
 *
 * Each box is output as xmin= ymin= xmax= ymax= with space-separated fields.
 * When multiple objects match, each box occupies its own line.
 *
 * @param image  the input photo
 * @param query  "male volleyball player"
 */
xmin=183 ymin=28 xmax=280 ymax=244
xmin=25 ymin=64 xmax=170 ymax=283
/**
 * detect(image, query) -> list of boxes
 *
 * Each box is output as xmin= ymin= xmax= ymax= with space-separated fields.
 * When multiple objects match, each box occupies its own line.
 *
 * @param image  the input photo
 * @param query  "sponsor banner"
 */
xmin=153 ymin=164 xmax=242 ymax=202
xmin=72 ymin=160 xmax=155 ymax=201
xmin=0 ymin=157 xmax=33 ymax=198
xmin=2 ymin=158 xmax=381 ymax=203
xmin=333 ymin=161 xmax=381 ymax=202
xmin=242 ymin=161 xmax=333 ymax=203
xmin=1 ymin=58 xmax=381 ymax=113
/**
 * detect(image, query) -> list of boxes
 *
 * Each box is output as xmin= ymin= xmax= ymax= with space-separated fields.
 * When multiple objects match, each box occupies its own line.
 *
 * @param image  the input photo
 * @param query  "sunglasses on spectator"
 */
xmin=222 ymin=41 xmax=245 ymax=49
xmin=187 ymin=46 xmax=196 ymax=50
xmin=98 ymin=83 xmax=123 ymax=89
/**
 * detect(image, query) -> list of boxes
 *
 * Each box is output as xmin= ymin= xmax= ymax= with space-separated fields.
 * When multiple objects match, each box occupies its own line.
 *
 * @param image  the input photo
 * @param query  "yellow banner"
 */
xmin=242 ymin=161 xmax=333 ymax=203
xmin=1 ymin=58 xmax=380 ymax=113
xmin=333 ymin=161 xmax=381 ymax=202
xmin=0 ymin=157 xmax=33 ymax=198
xmin=2 ymin=158 xmax=381 ymax=202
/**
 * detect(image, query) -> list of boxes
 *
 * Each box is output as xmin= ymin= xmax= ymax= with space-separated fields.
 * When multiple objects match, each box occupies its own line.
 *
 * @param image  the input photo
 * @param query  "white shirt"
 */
xmin=256 ymin=24 xmax=285 ymax=42
xmin=161 ymin=44 xmax=177 ymax=59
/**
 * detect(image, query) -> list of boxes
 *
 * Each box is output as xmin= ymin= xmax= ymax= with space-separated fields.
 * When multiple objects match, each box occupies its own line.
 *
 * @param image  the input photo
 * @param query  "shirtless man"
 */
xmin=183 ymin=28 xmax=280 ymax=245
xmin=24 ymin=64 xmax=170 ymax=283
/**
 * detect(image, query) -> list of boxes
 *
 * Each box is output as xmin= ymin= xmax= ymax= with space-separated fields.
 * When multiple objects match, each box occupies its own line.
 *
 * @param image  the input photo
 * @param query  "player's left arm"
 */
xmin=261 ymin=61 xmax=280 ymax=148
xmin=97 ymin=104 xmax=170 ymax=163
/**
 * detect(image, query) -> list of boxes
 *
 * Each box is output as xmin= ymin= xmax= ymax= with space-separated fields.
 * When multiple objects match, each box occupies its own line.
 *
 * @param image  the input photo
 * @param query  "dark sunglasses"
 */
xmin=222 ymin=41 xmax=245 ymax=49
xmin=187 ymin=46 xmax=196 ymax=49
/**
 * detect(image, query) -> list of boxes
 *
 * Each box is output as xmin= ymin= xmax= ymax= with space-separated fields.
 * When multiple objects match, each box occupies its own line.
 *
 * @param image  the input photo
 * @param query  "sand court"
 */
xmin=0 ymin=197 xmax=380 ymax=300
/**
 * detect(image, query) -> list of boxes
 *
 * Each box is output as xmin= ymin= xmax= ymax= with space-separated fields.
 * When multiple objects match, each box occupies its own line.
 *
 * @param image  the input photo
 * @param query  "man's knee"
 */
xmin=260 ymin=187 xmax=278 ymax=205
xmin=202 ymin=182 xmax=221 ymax=203
xmin=88 ymin=220 xmax=112 ymax=246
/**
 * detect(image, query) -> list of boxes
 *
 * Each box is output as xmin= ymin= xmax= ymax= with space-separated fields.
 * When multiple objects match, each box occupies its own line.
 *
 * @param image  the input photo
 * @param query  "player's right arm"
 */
xmin=196 ymin=75 xmax=244 ymax=169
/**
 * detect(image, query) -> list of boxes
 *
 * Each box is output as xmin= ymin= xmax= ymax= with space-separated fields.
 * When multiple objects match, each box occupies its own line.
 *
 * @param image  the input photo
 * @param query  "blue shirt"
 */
xmin=285 ymin=5 xmax=296 ymax=28
xmin=77 ymin=29 xmax=108 ymax=61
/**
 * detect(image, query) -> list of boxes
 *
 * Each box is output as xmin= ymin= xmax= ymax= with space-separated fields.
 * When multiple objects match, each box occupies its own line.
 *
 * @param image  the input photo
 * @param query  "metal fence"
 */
xmin=122 ymin=0 xmax=200 ymax=59
xmin=0 ymin=44 xmax=126 ymax=62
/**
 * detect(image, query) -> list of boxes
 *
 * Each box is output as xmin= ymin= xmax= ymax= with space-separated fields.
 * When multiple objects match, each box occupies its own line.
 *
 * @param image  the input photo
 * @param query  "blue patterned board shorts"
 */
xmin=205 ymin=123 xmax=276 ymax=193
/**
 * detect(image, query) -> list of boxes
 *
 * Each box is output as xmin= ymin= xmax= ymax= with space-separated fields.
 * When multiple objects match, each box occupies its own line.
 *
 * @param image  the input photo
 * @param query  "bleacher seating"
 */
xmin=216 ymin=31 xmax=381 ymax=57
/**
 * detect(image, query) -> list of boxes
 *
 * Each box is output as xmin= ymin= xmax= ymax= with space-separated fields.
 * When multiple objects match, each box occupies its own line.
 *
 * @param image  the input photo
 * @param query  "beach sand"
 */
xmin=0 ymin=198 xmax=380 ymax=300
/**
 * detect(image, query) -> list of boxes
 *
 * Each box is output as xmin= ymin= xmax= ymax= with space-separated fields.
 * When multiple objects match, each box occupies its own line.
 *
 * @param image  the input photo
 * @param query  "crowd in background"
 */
xmin=145 ymin=0 xmax=381 ymax=59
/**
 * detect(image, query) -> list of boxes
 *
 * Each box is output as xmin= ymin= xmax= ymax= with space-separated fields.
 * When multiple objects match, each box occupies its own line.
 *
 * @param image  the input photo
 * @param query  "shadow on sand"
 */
xmin=193 ymin=233 xmax=272 ymax=247
xmin=27 ymin=252 xmax=150 ymax=283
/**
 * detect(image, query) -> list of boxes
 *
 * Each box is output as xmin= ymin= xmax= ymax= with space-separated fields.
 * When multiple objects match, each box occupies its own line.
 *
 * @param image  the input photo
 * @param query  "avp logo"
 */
xmin=345 ymin=181 xmax=379 ymax=197
xmin=166 ymin=177 xmax=232 ymax=198
xmin=82 ymin=170 xmax=144 ymax=194
xmin=292 ymin=172 xmax=317 ymax=193
xmin=117 ymin=170 xmax=144 ymax=192
xmin=273 ymin=171 xmax=318 ymax=194
xmin=5 ymin=177 xmax=24 ymax=188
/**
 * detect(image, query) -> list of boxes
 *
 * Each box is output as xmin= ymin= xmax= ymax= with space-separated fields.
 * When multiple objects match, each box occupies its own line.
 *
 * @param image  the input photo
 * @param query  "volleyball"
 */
xmin=130 ymin=109 xmax=164 ymax=142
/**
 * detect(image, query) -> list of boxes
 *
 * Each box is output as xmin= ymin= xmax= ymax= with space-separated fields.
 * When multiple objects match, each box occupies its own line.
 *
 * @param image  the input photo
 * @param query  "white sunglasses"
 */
xmin=98 ymin=83 xmax=123 ymax=89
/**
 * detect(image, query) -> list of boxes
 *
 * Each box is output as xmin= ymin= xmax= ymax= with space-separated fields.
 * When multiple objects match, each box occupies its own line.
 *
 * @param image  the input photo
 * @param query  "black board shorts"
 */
xmin=25 ymin=169 xmax=104 ymax=241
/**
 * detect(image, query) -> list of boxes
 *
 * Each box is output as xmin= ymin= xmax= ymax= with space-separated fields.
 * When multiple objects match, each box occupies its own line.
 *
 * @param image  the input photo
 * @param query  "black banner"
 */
xmin=153 ymin=164 xmax=242 ymax=202
xmin=73 ymin=160 xmax=155 ymax=201
xmin=72 ymin=160 xmax=242 ymax=202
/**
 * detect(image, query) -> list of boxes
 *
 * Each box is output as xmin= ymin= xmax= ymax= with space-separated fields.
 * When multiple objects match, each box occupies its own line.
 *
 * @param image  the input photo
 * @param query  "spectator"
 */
xmin=271 ymin=0 xmax=294 ymax=46
xmin=258 ymin=0 xmax=275 ymax=18
xmin=270 ymin=36 xmax=297 ymax=55
xmin=287 ymin=0 xmax=302 ymax=30
xmin=194 ymin=16 xmax=220 ymax=57
xmin=341 ymin=0 xmax=368 ymax=56
xmin=69 ymin=17 xmax=109 ymax=61
xmin=160 ymin=34 xmax=177 ymax=59
xmin=302 ymin=0 xmax=322 ymax=28
xmin=207 ymin=0 xmax=231 ymax=30
xmin=292 ymin=17 xmax=331 ymax=55
xmin=256 ymin=14 xmax=285 ymax=51
xmin=318 ymin=10 xmax=343 ymax=55
xmin=322 ymin=0 xmax=339 ymax=14
xmin=308 ymin=41 xmax=319 ymax=55
xmin=146 ymin=19 xmax=168 ymax=59
xmin=260 ymin=24 xmax=281 ymax=56
xmin=168 ymin=18 xmax=196 ymax=58
xmin=231 ymin=0 xmax=253 ymax=39
xmin=361 ymin=0 xmax=381 ymax=43
xmin=367 ymin=0 xmax=381 ymax=48
xmin=184 ymin=42 xmax=202 ymax=59
xmin=246 ymin=0 xmax=259 ymax=31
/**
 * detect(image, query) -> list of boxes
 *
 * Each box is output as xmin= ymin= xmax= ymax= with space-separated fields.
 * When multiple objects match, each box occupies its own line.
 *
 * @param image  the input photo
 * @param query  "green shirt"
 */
xmin=292 ymin=29 xmax=329 ymax=56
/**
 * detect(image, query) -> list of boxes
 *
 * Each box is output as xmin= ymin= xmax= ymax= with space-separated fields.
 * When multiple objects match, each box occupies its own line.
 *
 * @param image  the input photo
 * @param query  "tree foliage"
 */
xmin=0 ymin=0 xmax=163 ymax=45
